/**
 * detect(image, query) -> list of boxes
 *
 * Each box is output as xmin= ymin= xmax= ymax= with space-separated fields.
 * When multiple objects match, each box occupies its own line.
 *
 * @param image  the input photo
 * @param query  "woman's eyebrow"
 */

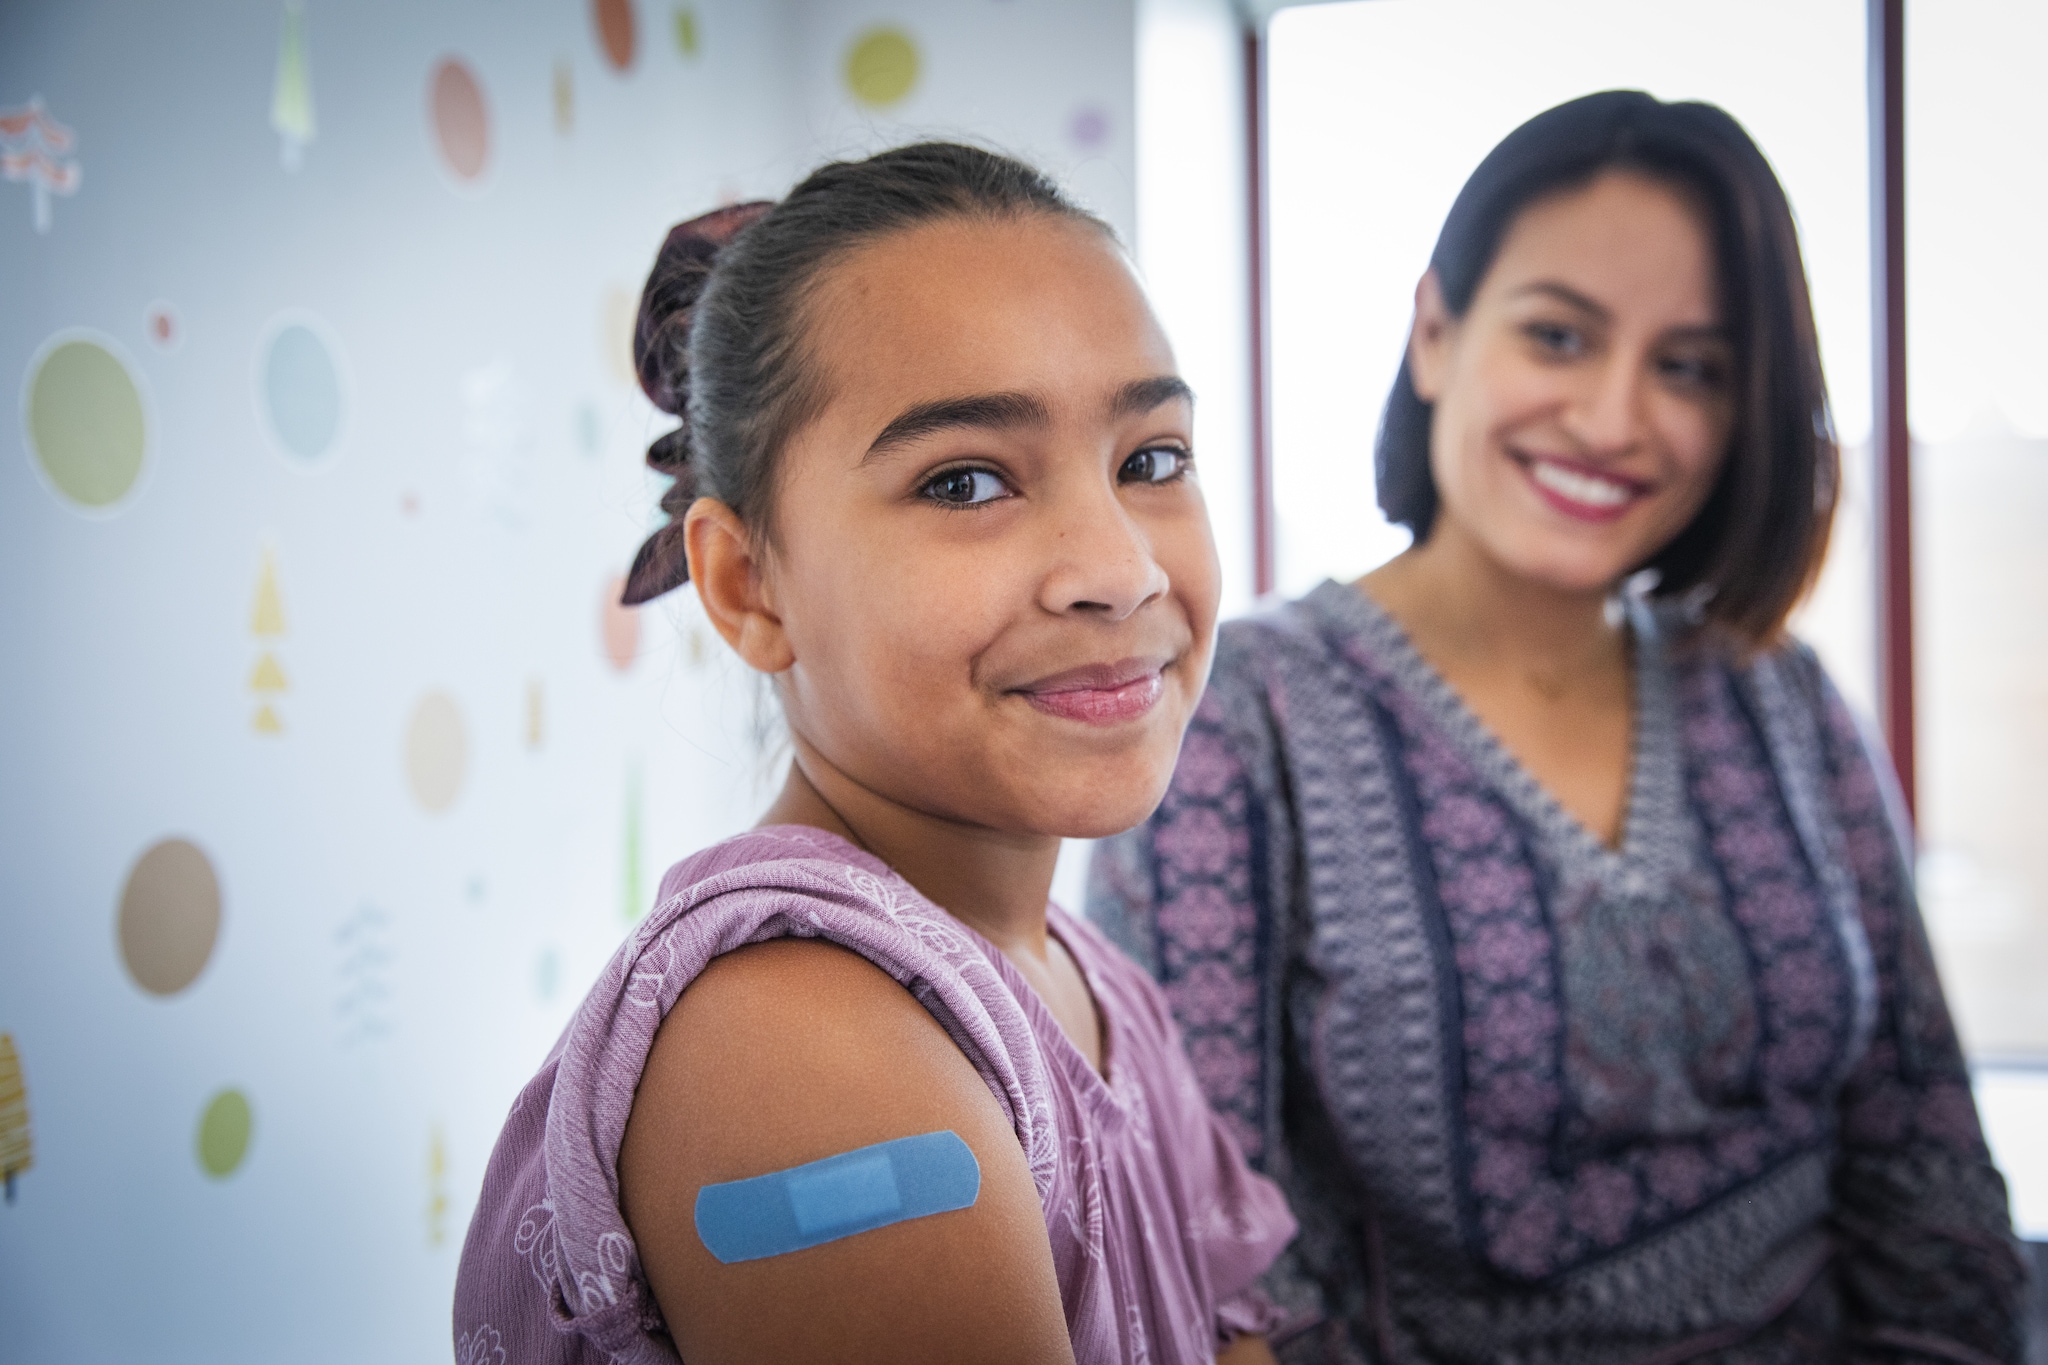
xmin=1513 ymin=281 xmax=1611 ymax=319
xmin=863 ymin=391 xmax=1052 ymax=463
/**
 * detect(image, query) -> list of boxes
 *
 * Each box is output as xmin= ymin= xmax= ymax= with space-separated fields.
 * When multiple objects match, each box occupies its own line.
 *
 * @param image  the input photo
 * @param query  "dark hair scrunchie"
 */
xmin=620 ymin=200 xmax=775 ymax=607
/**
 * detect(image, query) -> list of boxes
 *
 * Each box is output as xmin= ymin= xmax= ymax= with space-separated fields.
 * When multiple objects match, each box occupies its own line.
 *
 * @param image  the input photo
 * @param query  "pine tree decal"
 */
xmin=0 ymin=97 xmax=81 ymax=233
xmin=426 ymin=1124 xmax=449 ymax=1246
xmin=622 ymin=764 xmax=644 ymax=924
xmin=271 ymin=0 xmax=317 ymax=171
xmin=250 ymin=547 xmax=290 ymax=734
xmin=0 ymin=1034 xmax=32 ymax=1203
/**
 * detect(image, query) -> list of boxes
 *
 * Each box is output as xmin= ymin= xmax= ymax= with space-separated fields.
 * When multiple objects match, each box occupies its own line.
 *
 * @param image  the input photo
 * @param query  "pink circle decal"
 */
xmin=602 ymin=576 xmax=640 ymax=672
xmin=430 ymin=58 xmax=490 ymax=182
xmin=594 ymin=0 xmax=637 ymax=71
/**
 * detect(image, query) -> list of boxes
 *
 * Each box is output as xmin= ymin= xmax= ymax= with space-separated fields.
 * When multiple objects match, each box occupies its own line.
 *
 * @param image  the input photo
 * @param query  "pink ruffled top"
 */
xmin=454 ymin=826 xmax=1296 ymax=1364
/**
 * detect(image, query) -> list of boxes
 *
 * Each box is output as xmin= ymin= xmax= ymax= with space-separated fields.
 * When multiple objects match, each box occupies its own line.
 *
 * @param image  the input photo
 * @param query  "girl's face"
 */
xmin=1410 ymin=170 xmax=1738 ymax=593
xmin=737 ymin=214 xmax=1219 ymax=840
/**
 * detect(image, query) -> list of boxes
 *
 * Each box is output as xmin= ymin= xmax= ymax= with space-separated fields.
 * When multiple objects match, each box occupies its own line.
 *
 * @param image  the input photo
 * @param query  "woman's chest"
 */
xmin=1289 ymin=653 xmax=1869 ymax=1280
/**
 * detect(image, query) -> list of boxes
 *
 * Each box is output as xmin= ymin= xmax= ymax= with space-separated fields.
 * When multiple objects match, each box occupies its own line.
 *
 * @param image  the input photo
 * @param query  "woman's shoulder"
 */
xmin=1201 ymin=580 xmax=1385 ymax=723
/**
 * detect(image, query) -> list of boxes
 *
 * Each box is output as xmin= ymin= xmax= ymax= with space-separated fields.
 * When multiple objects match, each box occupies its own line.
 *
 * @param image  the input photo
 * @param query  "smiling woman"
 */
xmin=454 ymin=143 xmax=1292 ymax=1365
xmin=1092 ymin=92 xmax=2028 ymax=1363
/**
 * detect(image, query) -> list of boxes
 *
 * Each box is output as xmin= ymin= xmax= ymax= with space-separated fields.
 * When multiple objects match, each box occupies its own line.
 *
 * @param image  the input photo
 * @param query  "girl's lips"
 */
xmin=1015 ymin=658 xmax=1167 ymax=726
xmin=1518 ymin=453 xmax=1648 ymax=524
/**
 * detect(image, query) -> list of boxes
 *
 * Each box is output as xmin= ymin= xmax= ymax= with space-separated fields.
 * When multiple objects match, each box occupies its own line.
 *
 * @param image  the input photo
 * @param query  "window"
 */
xmin=1265 ymin=0 xmax=1876 ymax=716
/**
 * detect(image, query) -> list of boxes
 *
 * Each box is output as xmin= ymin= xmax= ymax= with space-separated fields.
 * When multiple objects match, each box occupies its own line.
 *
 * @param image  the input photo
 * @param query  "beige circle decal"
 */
xmin=118 ymin=838 xmax=222 ymax=996
xmin=406 ymin=691 xmax=468 ymax=812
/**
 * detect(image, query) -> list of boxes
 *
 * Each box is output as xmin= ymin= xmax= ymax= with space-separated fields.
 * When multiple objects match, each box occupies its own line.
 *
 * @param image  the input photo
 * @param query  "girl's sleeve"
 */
xmin=1804 ymin=656 xmax=2029 ymax=1364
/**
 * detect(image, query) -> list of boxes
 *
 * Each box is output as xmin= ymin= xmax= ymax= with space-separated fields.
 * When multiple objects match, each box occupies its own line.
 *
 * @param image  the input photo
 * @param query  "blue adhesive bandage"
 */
xmin=693 ymin=1130 xmax=981 ymax=1264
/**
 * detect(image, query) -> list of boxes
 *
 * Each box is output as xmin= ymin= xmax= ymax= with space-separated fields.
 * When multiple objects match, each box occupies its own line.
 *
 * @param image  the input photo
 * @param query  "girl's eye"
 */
xmin=1119 ymin=446 xmax=1191 ymax=485
xmin=921 ymin=467 xmax=1009 ymax=507
xmin=1526 ymin=321 xmax=1586 ymax=359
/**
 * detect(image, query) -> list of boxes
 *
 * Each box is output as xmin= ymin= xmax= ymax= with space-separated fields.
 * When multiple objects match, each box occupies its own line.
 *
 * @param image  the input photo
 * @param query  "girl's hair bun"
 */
xmin=622 ymin=201 xmax=774 ymax=606
xmin=634 ymin=201 xmax=774 ymax=416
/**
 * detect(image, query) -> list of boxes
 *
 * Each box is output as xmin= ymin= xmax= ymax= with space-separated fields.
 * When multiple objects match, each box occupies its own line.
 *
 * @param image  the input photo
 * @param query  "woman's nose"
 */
xmin=1569 ymin=355 xmax=1649 ymax=455
xmin=1036 ymin=474 xmax=1170 ymax=622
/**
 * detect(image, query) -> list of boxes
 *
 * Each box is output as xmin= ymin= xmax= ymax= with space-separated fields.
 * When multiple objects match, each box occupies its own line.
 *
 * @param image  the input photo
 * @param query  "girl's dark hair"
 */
xmin=1376 ymin=90 xmax=1837 ymax=646
xmin=621 ymin=142 xmax=1106 ymax=604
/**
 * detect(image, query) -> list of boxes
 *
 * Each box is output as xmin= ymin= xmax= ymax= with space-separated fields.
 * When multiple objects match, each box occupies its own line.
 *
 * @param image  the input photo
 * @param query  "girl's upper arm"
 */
xmin=618 ymin=938 xmax=1075 ymax=1365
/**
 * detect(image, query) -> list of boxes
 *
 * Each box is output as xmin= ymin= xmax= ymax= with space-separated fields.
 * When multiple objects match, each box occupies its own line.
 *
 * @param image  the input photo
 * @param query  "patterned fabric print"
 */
xmin=1677 ymin=664 xmax=1852 ymax=1117
xmin=1818 ymin=690 xmax=1983 ymax=1158
xmin=1348 ymin=648 xmax=1857 ymax=1283
xmin=1146 ymin=687 xmax=1268 ymax=1162
xmin=1812 ymin=674 xmax=2029 ymax=1363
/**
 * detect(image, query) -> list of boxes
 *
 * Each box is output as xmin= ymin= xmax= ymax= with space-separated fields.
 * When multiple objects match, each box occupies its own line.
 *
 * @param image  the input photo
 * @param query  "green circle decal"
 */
xmin=197 ymin=1088 xmax=252 ymax=1178
xmin=845 ymin=28 xmax=918 ymax=108
xmin=25 ymin=337 xmax=147 ymax=510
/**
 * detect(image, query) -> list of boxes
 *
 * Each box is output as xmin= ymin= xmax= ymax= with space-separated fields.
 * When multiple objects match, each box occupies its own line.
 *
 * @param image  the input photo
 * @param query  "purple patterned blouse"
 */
xmin=1089 ymin=582 xmax=2026 ymax=1365
xmin=454 ymin=826 xmax=1296 ymax=1365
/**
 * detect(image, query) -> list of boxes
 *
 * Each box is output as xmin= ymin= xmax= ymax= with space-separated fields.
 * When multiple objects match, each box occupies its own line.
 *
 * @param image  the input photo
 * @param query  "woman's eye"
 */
xmin=1119 ymin=447 xmax=1191 ymax=485
xmin=921 ymin=467 xmax=1009 ymax=507
xmin=1659 ymin=352 xmax=1727 ymax=390
xmin=1527 ymin=321 xmax=1584 ymax=358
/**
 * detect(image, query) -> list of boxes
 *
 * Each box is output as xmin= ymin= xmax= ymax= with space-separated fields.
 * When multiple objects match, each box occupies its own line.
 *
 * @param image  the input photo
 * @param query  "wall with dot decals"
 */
xmin=0 ymin=0 xmax=1142 ymax=1359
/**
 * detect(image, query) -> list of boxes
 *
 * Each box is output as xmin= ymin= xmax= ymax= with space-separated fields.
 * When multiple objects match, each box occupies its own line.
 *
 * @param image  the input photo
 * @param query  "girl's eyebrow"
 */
xmin=862 ymin=376 xmax=1193 ymax=465
xmin=1110 ymin=375 xmax=1194 ymax=419
xmin=863 ymin=392 xmax=1051 ymax=463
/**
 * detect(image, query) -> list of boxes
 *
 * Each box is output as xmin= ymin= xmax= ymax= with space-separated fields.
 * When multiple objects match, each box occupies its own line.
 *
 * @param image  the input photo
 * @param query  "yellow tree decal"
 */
xmin=0 ymin=1034 xmax=32 ymax=1202
xmin=250 ymin=547 xmax=290 ymax=734
xmin=426 ymin=1124 xmax=449 ymax=1246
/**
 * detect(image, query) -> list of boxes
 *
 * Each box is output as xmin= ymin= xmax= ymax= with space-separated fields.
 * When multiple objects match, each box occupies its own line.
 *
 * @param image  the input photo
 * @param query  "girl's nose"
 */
xmin=1037 ymin=474 xmax=1170 ymax=622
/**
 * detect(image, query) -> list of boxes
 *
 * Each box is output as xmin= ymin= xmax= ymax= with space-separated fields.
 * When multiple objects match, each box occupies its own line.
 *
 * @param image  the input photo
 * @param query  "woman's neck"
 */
xmin=1362 ymin=519 xmax=1624 ymax=687
xmin=757 ymin=741 xmax=1062 ymax=964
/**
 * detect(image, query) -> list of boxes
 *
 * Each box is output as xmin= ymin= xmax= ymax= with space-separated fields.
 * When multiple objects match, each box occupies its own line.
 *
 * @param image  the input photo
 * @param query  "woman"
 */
xmin=455 ymin=144 xmax=1293 ymax=1365
xmin=1089 ymin=92 xmax=2025 ymax=1363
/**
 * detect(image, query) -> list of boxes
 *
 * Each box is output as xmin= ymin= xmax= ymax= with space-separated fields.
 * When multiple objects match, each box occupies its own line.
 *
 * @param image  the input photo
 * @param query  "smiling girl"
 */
xmin=1092 ymin=92 xmax=2025 ymax=1362
xmin=453 ymin=144 xmax=1295 ymax=1365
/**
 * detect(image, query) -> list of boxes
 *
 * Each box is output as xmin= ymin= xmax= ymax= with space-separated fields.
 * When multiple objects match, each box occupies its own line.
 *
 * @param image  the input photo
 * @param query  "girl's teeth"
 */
xmin=1531 ymin=460 xmax=1631 ymax=507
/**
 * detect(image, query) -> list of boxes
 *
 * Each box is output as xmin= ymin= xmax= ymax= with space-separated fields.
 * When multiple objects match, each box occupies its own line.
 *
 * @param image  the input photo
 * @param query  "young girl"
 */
xmin=453 ymin=144 xmax=1296 ymax=1365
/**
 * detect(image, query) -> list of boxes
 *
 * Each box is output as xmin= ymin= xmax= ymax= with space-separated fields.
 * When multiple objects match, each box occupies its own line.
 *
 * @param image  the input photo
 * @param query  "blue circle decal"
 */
xmin=262 ymin=323 xmax=343 ymax=461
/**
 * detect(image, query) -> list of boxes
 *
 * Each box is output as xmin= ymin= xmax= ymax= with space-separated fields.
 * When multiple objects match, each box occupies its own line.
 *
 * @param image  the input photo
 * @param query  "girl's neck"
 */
xmin=758 ymin=744 xmax=1061 ymax=964
xmin=1362 ymin=518 xmax=1624 ymax=684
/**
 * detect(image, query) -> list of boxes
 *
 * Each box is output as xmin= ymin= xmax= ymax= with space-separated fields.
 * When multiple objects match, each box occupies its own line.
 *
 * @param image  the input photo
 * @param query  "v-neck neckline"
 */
xmin=1305 ymin=579 xmax=1685 ymax=882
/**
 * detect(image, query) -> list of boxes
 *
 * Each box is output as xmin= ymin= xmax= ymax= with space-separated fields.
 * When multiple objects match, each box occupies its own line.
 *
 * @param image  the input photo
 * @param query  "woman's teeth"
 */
xmin=1529 ymin=459 xmax=1633 ymax=508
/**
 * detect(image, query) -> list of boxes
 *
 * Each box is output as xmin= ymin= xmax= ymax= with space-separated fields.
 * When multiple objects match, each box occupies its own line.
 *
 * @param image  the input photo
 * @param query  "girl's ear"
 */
xmin=1408 ymin=269 xmax=1456 ymax=404
xmin=685 ymin=498 xmax=796 ymax=673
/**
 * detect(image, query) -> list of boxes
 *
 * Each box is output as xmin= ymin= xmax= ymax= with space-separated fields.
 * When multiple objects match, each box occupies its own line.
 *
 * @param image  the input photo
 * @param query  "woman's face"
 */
xmin=742 ymin=214 xmax=1220 ymax=840
xmin=1410 ymin=170 xmax=1737 ymax=594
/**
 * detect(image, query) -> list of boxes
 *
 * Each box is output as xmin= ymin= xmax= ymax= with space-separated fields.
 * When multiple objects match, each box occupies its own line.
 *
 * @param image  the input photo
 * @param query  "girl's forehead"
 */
xmin=805 ymin=215 xmax=1176 ymax=413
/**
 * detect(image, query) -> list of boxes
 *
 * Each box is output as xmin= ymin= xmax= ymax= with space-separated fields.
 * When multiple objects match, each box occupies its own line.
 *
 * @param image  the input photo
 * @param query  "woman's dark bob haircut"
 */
xmin=1375 ymin=90 xmax=1837 ymax=647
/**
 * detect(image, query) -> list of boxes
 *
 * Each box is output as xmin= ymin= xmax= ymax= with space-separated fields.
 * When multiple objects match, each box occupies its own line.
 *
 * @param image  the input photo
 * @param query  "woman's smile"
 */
xmin=1512 ymin=449 xmax=1654 ymax=524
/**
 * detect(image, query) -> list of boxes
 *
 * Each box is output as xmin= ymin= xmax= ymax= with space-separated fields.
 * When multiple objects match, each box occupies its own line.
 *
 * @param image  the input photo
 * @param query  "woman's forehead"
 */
xmin=1486 ymin=172 xmax=1719 ymax=314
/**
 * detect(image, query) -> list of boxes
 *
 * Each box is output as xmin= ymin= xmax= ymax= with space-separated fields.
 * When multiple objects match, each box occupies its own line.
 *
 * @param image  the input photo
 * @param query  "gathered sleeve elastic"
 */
xmin=1802 ymin=656 xmax=2029 ymax=1364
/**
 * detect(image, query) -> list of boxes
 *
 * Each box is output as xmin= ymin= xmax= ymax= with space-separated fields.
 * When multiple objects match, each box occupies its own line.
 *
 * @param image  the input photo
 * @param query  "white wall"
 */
xmin=0 ymin=2 xmax=1139 ymax=1359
